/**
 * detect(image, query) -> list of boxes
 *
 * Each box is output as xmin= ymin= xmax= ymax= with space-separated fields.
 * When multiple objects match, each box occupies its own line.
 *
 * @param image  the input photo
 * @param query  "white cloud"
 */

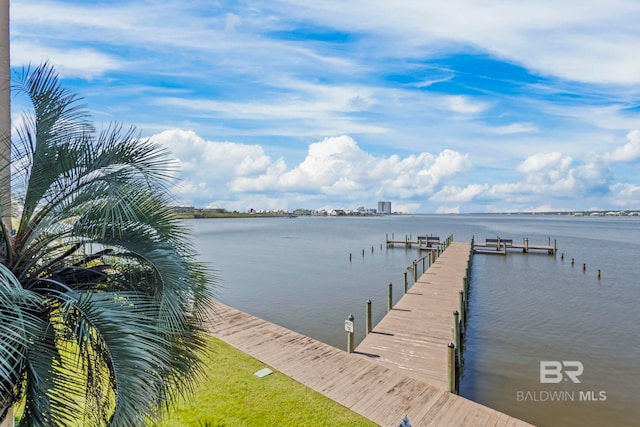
xmin=276 ymin=0 xmax=640 ymax=85
xmin=279 ymin=136 xmax=371 ymax=191
xmin=443 ymin=95 xmax=489 ymax=115
xmin=487 ymin=123 xmax=538 ymax=135
xmin=517 ymin=152 xmax=572 ymax=174
xmin=430 ymin=184 xmax=489 ymax=203
xmin=11 ymin=41 xmax=124 ymax=79
xmin=609 ymin=183 xmax=640 ymax=207
xmin=150 ymin=131 xmax=469 ymax=209
xmin=603 ymin=129 xmax=640 ymax=163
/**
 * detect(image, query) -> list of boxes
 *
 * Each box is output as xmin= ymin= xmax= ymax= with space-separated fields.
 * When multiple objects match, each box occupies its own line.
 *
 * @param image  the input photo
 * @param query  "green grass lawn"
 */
xmin=156 ymin=337 xmax=377 ymax=427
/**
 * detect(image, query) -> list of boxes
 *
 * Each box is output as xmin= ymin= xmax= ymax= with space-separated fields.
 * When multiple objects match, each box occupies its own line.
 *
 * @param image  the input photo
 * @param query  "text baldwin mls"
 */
xmin=516 ymin=361 xmax=607 ymax=402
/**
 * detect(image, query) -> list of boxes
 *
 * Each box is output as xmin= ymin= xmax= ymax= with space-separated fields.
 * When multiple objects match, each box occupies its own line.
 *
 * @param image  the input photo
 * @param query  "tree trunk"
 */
xmin=0 ymin=0 xmax=11 ymax=229
xmin=0 ymin=408 xmax=14 ymax=427
xmin=0 ymin=1 xmax=11 ymax=420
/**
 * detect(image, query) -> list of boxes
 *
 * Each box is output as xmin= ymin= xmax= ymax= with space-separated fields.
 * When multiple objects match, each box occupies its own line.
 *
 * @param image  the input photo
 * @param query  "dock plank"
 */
xmin=207 ymin=298 xmax=533 ymax=426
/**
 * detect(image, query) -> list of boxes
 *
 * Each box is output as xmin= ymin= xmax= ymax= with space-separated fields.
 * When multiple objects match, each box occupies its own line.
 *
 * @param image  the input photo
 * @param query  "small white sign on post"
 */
xmin=345 ymin=320 xmax=354 ymax=333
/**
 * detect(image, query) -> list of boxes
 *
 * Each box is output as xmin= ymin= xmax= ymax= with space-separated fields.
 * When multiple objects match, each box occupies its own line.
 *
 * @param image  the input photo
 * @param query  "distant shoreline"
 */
xmin=174 ymin=212 xmax=298 ymax=219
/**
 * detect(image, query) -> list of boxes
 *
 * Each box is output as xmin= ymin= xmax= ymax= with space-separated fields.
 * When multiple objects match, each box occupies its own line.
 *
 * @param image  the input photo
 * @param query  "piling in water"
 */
xmin=365 ymin=300 xmax=372 ymax=335
xmin=453 ymin=310 xmax=460 ymax=365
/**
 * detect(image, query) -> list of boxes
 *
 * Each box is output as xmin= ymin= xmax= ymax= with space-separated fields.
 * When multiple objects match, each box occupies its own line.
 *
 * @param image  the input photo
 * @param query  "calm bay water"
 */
xmin=187 ymin=214 xmax=640 ymax=427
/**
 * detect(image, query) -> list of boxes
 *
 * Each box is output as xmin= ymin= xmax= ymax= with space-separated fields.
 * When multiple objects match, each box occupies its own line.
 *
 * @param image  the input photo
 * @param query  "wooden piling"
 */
xmin=346 ymin=314 xmax=354 ymax=353
xmin=453 ymin=310 xmax=460 ymax=364
xmin=387 ymin=283 xmax=393 ymax=312
xmin=366 ymin=300 xmax=372 ymax=335
xmin=459 ymin=290 xmax=465 ymax=334
xmin=448 ymin=342 xmax=457 ymax=394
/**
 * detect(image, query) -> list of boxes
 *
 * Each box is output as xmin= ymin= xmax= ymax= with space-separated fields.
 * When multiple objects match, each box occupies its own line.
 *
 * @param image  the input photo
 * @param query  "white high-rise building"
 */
xmin=378 ymin=201 xmax=392 ymax=215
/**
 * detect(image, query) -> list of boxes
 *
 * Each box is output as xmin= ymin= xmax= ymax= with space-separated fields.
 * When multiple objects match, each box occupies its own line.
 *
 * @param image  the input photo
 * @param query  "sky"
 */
xmin=9 ymin=0 xmax=640 ymax=213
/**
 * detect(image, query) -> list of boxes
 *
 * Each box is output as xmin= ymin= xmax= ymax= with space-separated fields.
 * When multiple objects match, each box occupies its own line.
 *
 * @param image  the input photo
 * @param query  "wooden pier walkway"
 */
xmin=207 ymin=303 xmax=532 ymax=426
xmin=206 ymin=241 xmax=533 ymax=426
xmin=354 ymin=242 xmax=470 ymax=389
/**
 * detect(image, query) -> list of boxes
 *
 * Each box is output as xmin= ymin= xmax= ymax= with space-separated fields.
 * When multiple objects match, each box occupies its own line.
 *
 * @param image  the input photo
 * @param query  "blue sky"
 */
xmin=10 ymin=0 xmax=640 ymax=213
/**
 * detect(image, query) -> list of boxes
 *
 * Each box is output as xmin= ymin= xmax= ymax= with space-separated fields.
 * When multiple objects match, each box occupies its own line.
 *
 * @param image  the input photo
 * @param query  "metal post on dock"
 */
xmin=387 ymin=282 xmax=393 ymax=312
xmin=365 ymin=300 xmax=372 ymax=335
xmin=447 ymin=342 xmax=457 ymax=394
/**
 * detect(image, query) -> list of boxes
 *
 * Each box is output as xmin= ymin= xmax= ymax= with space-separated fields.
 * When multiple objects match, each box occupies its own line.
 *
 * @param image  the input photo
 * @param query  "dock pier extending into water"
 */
xmin=207 ymin=237 xmax=533 ymax=426
xmin=473 ymin=236 xmax=557 ymax=255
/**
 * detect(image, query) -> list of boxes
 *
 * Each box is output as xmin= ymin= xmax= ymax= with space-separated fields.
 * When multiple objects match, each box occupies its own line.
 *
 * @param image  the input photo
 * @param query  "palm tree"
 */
xmin=0 ymin=63 xmax=213 ymax=426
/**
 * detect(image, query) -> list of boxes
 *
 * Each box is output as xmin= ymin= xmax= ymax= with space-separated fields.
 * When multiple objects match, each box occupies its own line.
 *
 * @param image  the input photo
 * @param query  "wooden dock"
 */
xmin=473 ymin=237 xmax=556 ymax=255
xmin=386 ymin=234 xmax=441 ymax=249
xmin=354 ymin=242 xmax=470 ymax=389
xmin=206 ymin=241 xmax=533 ymax=426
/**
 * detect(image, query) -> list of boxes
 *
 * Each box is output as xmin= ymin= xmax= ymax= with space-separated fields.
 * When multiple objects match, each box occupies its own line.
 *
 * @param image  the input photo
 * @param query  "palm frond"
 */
xmin=3 ymin=61 xmax=215 ymax=426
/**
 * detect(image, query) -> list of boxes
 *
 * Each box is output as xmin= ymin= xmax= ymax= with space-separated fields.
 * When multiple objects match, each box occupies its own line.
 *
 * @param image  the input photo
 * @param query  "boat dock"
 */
xmin=206 ymin=240 xmax=533 ymax=426
xmin=354 ymin=241 xmax=470 ymax=390
xmin=386 ymin=233 xmax=443 ymax=250
xmin=473 ymin=237 xmax=557 ymax=255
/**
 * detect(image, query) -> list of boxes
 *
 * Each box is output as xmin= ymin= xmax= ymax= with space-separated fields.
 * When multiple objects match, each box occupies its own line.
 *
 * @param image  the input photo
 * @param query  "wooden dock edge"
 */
xmin=206 ymin=302 xmax=534 ymax=427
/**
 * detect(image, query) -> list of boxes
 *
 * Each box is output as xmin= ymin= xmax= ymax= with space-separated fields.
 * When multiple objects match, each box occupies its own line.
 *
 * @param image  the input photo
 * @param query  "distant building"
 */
xmin=170 ymin=206 xmax=195 ymax=214
xmin=378 ymin=201 xmax=392 ymax=215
